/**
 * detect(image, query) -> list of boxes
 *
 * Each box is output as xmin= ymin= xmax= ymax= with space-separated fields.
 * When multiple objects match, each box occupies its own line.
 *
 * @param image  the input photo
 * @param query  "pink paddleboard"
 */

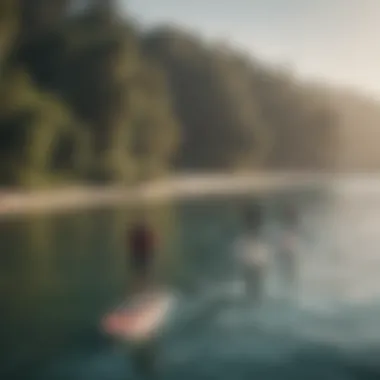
xmin=102 ymin=292 xmax=175 ymax=342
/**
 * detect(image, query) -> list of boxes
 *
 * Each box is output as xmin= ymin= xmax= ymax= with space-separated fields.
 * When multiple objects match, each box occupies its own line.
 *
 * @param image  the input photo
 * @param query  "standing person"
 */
xmin=126 ymin=220 xmax=159 ymax=377
xmin=128 ymin=220 xmax=156 ymax=294
xmin=233 ymin=204 xmax=270 ymax=303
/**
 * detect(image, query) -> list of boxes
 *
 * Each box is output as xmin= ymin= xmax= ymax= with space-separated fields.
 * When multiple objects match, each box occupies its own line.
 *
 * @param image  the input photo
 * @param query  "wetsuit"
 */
xmin=129 ymin=224 xmax=155 ymax=278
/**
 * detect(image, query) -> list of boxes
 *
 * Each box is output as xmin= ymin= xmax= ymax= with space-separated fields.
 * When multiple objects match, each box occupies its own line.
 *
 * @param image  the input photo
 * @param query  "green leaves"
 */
xmin=0 ymin=1 xmax=350 ymax=187
xmin=0 ymin=0 xmax=181 ymax=187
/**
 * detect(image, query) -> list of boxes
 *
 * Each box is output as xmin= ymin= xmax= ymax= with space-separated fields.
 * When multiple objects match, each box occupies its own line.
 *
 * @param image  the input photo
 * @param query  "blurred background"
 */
xmin=2 ymin=1 xmax=380 ymax=379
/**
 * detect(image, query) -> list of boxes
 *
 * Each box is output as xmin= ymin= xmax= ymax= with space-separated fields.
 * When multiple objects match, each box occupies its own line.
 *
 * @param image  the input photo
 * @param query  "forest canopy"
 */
xmin=0 ymin=0 xmax=373 ymax=188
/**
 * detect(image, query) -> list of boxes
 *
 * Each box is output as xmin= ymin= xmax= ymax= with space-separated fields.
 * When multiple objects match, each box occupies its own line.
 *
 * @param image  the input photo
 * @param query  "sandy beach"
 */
xmin=0 ymin=173 xmax=330 ymax=218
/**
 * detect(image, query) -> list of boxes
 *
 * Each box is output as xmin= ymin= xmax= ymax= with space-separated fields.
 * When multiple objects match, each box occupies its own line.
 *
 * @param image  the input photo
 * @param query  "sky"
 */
xmin=121 ymin=0 xmax=380 ymax=98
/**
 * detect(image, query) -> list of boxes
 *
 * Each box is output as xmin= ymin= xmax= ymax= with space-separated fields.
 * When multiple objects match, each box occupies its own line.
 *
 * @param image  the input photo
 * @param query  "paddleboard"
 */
xmin=102 ymin=290 xmax=177 ymax=343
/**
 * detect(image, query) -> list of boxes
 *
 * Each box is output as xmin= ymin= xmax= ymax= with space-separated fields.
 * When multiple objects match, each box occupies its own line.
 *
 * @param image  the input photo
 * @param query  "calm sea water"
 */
xmin=2 ymin=187 xmax=380 ymax=380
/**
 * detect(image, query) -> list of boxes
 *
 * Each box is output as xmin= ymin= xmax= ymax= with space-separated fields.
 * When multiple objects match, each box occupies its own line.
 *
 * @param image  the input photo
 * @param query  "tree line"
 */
xmin=0 ymin=0 xmax=356 ymax=188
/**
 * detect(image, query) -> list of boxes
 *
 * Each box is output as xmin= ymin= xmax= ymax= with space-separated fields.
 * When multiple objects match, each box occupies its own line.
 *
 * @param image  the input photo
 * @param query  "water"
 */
xmin=2 ymin=188 xmax=380 ymax=379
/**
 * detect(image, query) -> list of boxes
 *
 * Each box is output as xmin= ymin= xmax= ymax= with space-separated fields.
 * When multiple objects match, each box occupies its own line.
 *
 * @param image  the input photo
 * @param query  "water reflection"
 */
xmin=0 ymin=202 xmax=178 ymax=379
xmin=2 ymin=189 xmax=380 ymax=379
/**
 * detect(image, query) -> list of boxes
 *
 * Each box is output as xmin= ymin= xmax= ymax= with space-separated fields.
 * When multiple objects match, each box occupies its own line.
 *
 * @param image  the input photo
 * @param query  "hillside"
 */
xmin=329 ymin=88 xmax=380 ymax=172
xmin=0 ymin=1 xmax=378 ymax=189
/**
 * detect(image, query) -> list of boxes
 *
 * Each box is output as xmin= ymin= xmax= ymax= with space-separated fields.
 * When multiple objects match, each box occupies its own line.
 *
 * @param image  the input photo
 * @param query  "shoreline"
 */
xmin=0 ymin=173 xmax=331 ymax=218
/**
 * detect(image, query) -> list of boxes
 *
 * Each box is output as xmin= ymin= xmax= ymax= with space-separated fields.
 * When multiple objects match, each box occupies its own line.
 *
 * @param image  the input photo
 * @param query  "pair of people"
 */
xmin=125 ymin=206 xmax=298 ymax=377
xmin=127 ymin=205 xmax=299 ymax=299
xmin=233 ymin=204 xmax=299 ymax=302
xmin=127 ymin=205 xmax=299 ymax=298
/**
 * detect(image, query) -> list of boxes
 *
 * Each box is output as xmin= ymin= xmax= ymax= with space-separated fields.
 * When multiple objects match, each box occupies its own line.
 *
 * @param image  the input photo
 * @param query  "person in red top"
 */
xmin=115 ymin=221 xmax=159 ymax=376
xmin=128 ymin=221 xmax=156 ymax=291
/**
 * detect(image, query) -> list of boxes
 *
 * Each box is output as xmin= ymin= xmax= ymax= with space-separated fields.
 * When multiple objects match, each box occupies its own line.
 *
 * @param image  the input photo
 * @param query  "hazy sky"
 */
xmin=124 ymin=0 xmax=380 ymax=97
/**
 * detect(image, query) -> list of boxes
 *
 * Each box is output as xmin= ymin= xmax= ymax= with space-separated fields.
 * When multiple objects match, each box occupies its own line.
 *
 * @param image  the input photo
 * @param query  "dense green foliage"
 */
xmin=0 ymin=0 xmax=368 ymax=187
xmin=0 ymin=0 xmax=179 ymax=187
